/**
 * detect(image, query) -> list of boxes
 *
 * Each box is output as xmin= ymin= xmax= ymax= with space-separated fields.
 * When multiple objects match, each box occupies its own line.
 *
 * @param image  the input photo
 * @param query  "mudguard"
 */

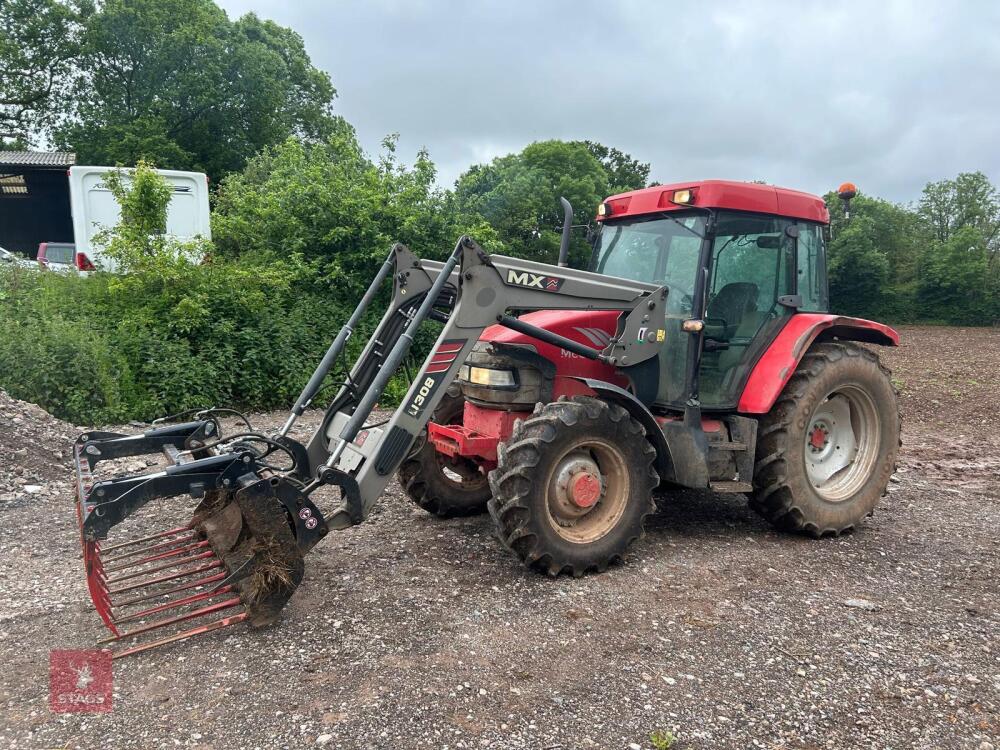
xmin=575 ymin=378 xmax=677 ymax=483
xmin=738 ymin=314 xmax=899 ymax=414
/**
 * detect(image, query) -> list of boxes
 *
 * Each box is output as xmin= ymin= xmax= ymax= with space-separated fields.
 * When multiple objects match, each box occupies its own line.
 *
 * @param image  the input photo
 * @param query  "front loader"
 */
xmin=74 ymin=179 xmax=901 ymax=657
xmin=74 ymin=236 xmax=673 ymax=655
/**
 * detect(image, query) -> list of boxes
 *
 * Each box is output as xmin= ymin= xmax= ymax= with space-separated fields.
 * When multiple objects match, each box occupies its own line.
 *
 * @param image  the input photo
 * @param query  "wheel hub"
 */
xmin=568 ymin=471 xmax=602 ymax=508
xmin=808 ymin=424 xmax=829 ymax=451
xmin=805 ymin=392 xmax=867 ymax=498
xmin=551 ymin=453 xmax=604 ymax=520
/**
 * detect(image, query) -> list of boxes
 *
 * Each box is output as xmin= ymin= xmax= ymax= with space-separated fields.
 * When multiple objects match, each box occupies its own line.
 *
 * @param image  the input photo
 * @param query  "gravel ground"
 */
xmin=1 ymin=325 xmax=997 ymax=750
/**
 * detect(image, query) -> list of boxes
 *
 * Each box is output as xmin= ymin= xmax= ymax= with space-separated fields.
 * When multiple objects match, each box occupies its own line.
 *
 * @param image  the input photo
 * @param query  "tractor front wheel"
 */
xmin=750 ymin=341 xmax=900 ymax=536
xmin=488 ymin=397 xmax=658 ymax=576
xmin=398 ymin=385 xmax=491 ymax=518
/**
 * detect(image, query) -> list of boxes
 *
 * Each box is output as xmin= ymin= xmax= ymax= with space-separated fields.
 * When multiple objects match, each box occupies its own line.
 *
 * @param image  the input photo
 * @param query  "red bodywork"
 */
xmin=479 ymin=309 xmax=625 ymax=387
xmin=737 ymin=314 xmax=899 ymax=413
xmin=427 ymin=309 xmax=624 ymax=465
xmin=598 ymin=180 xmax=830 ymax=224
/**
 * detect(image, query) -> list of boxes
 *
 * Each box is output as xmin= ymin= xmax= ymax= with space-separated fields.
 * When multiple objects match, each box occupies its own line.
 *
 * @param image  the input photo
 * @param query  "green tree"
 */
xmin=827 ymin=215 xmax=890 ymax=318
xmin=918 ymin=171 xmax=1000 ymax=263
xmin=917 ymin=226 xmax=996 ymax=325
xmin=825 ymin=191 xmax=928 ymax=320
xmin=211 ymin=134 xmax=470 ymax=298
xmin=453 ymin=140 xmax=611 ymax=266
xmin=0 ymin=0 xmax=90 ymax=144
xmin=55 ymin=0 xmax=340 ymax=179
xmin=581 ymin=140 xmax=650 ymax=193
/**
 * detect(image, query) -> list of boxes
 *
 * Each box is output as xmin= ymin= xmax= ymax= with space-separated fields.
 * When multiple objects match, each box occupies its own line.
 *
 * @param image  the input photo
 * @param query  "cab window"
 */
xmin=592 ymin=213 xmax=706 ymax=315
xmin=796 ymin=222 xmax=829 ymax=311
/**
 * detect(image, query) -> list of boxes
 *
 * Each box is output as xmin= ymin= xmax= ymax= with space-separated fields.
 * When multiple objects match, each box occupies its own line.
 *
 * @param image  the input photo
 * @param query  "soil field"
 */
xmin=0 ymin=324 xmax=997 ymax=750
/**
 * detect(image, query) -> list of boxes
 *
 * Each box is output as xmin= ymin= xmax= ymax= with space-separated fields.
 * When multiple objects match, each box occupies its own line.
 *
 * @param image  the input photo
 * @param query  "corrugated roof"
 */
xmin=0 ymin=151 xmax=76 ymax=168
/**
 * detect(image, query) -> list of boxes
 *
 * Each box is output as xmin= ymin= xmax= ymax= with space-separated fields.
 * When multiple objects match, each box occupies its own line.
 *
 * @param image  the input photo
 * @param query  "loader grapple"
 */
xmin=72 ymin=419 xmax=331 ymax=657
xmin=71 ymin=237 xmax=665 ymax=656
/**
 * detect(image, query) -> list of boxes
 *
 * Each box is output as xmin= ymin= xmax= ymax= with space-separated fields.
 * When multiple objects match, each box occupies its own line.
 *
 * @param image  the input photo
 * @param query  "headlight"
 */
xmin=463 ymin=366 xmax=516 ymax=388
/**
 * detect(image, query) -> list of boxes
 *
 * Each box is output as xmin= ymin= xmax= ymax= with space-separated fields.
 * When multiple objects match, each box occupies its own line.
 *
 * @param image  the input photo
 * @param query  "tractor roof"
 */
xmin=598 ymin=180 xmax=830 ymax=224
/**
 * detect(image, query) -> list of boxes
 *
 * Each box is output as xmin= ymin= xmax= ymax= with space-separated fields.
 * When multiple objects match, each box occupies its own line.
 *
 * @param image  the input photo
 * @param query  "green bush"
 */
xmin=0 ymin=257 xmax=355 ymax=424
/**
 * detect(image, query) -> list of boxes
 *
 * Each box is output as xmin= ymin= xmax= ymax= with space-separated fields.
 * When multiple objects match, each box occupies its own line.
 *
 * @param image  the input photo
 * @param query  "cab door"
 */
xmin=698 ymin=212 xmax=797 ymax=408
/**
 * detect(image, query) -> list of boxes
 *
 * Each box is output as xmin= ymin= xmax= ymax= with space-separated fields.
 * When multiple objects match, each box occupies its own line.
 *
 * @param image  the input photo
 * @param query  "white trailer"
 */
xmin=68 ymin=166 xmax=212 ymax=271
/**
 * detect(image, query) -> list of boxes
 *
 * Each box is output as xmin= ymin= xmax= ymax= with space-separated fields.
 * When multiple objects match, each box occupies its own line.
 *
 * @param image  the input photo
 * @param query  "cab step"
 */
xmin=709 ymin=480 xmax=753 ymax=493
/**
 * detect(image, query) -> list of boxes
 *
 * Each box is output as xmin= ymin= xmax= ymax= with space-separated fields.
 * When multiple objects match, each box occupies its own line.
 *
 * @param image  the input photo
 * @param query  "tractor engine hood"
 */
xmin=473 ymin=309 xmax=628 ymax=393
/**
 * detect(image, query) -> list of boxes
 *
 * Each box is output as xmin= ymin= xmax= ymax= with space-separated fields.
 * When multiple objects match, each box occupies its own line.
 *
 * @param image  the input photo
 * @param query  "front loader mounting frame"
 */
xmin=73 ymin=236 xmax=669 ymax=656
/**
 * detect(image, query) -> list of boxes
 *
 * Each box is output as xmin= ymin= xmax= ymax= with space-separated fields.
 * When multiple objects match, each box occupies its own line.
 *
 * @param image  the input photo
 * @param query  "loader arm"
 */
xmin=297 ymin=236 xmax=667 ymax=529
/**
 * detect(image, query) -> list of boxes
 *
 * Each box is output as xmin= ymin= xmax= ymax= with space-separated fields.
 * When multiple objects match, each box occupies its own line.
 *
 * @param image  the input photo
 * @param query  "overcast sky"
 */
xmin=217 ymin=0 xmax=1000 ymax=204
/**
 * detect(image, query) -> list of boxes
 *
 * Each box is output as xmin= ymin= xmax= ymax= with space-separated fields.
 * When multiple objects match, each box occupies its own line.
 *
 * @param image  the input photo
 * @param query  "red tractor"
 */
xmin=74 ymin=179 xmax=900 ymax=655
xmin=401 ymin=180 xmax=900 ymax=574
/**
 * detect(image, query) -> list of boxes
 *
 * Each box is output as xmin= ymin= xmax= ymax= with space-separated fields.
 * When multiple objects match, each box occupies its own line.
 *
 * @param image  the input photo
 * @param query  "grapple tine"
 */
xmin=100 ymin=597 xmax=243 ymax=644
xmin=114 ymin=571 xmax=227 ymax=608
xmin=114 ymin=585 xmax=234 ymax=625
xmin=105 ymin=550 xmax=216 ymax=584
xmin=102 ymin=533 xmax=198 ymax=564
xmin=104 ymin=540 xmax=210 ymax=573
xmin=108 ymin=560 xmax=223 ymax=595
xmin=113 ymin=611 xmax=249 ymax=659
xmin=83 ymin=540 xmax=118 ymax=636
xmin=101 ymin=525 xmax=193 ymax=553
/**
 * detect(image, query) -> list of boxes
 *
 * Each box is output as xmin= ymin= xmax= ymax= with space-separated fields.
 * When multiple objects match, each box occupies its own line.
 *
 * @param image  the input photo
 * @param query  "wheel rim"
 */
xmin=804 ymin=385 xmax=881 ymax=502
xmin=436 ymin=452 xmax=489 ymax=491
xmin=545 ymin=438 xmax=629 ymax=544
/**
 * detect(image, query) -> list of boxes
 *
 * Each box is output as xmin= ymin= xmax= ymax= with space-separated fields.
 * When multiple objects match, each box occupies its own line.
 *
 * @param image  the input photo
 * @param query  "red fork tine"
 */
xmin=114 ymin=571 xmax=227 ymax=608
xmin=83 ymin=540 xmax=118 ymax=636
xmin=102 ymin=533 xmax=198 ymax=564
xmin=100 ymin=597 xmax=243 ymax=644
xmin=105 ymin=550 xmax=216 ymax=585
xmin=114 ymin=585 xmax=234 ymax=625
xmin=104 ymin=540 xmax=210 ymax=573
xmin=101 ymin=525 xmax=193 ymax=553
xmin=108 ymin=560 xmax=223 ymax=595
xmin=113 ymin=611 xmax=248 ymax=659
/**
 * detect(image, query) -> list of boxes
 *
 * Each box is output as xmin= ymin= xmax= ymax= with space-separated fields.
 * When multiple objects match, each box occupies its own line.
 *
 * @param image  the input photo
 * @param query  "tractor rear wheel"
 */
xmin=488 ymin=397 xmax=658 ymax=576
xmin=398 ymin=384 xmax=491 ymax=518
xmin=750 ymin=341 xmax=900 ymax=536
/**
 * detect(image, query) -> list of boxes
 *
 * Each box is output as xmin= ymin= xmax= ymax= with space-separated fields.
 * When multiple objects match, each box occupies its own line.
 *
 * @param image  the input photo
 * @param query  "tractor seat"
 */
xmin=705 ymin=282 xmax=759 ymax=341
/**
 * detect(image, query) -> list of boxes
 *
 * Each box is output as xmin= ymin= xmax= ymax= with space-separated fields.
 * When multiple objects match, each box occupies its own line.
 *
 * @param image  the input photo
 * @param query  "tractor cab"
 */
xmin=590 ymin=180 xmax=830 ymax=410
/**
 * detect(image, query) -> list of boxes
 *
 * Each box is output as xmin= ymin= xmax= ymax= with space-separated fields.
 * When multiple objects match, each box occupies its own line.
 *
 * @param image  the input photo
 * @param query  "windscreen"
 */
xmin=592 ymin=213 xmax=705 ymax=316
xmin=592 ymin=213 xmax=707 ymax=406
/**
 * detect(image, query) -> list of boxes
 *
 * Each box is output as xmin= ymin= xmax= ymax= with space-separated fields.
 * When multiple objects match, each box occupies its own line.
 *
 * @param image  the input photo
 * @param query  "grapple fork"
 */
xmin=72 ymin=421 xmax=320 ymax=657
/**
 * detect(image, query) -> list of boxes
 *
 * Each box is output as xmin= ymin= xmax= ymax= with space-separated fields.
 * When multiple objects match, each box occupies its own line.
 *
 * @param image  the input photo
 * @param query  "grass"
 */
xmin=650 ymin=730 xmax=677 ymax=749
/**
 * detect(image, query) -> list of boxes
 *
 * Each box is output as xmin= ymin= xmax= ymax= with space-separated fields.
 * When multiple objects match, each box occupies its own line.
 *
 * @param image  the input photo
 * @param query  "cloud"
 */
xmin=217 ymin=0 xmax=1000 ymax=202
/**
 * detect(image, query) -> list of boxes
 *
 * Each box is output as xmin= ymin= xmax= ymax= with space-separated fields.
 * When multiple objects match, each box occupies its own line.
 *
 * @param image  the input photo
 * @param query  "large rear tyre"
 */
xmin=750 ymin=341 xmax=900 ymax=536
xmin=488 ymin=397 xmax=658 ymax=576
xmin=398 ymin=384 xmax=491 ymax=518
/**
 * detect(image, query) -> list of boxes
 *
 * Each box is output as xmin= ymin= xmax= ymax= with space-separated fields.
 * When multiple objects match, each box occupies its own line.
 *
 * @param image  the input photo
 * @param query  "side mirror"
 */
xmin=557 ymin=197 xmax=573 ymax=267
